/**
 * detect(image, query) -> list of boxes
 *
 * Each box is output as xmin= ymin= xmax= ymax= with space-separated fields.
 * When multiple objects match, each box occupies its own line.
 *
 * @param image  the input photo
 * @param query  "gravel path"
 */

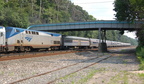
xmin=0 ymin=47 xmax=143 ymax=84
xmin=87 ymin=48 xmax=143 ymax=84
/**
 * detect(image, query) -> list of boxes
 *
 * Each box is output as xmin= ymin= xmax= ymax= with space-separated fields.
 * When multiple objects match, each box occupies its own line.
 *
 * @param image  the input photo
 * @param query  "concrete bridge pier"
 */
xmin=98 ymin=42 xmax=107 ymax=52
xmin=98 ymin=28 xmax=108 ymax=52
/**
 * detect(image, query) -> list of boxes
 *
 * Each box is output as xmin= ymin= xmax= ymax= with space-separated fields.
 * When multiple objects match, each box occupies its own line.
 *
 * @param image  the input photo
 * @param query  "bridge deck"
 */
xmin=27 ymin=20 xmax=143 ymax=31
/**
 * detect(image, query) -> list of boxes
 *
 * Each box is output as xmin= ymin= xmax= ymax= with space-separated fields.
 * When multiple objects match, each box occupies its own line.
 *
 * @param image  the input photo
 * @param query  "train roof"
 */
xmin=5 ymin=27 xmax=61 ymax=38
xmin=64 ymin=36 xmax=90 ymax=40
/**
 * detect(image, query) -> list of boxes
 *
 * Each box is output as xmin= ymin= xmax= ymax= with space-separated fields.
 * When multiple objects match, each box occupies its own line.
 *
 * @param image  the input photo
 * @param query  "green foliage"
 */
xmin=136 ymin=46 xmax=144 ymax=70
xmin=114 ymin=0 xmax=143 ymax=45
xmin=114 ymin=0 xmax=144 ymax=21
xmin=136 ymin=46 xmax=144 ymax=58
xmin=0 ymin=0 xmax=96 ymax=27
xmin=136 ymin=25 xmax=144 ymax=46
xmin=114 ymin=0 xmax=133 ymax=21
xmin=0 ymin=0 xmax=29 ymax=27
xmin=0 ymin=7 xmax=29 ymax=27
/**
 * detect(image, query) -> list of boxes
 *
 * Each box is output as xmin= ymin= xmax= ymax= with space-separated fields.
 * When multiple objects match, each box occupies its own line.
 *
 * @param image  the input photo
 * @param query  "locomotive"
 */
xmin=0 ymin=26 xmax=131 ymax=52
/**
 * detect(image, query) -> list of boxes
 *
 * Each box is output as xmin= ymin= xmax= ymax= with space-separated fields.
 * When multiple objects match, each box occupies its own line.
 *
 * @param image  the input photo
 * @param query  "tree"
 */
xmin=114 ymin=0 xmax=141 ymax=21
xmin=114 ymin=0 xmax=144 ymax=46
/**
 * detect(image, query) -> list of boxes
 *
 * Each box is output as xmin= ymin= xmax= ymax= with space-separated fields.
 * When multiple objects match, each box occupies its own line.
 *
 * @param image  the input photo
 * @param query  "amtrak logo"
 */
xmin=25 ymin=36 xmax=33 ymax=42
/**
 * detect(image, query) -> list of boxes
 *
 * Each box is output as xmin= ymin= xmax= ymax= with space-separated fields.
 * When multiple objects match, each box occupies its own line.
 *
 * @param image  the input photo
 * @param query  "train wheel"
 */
xmin=24 ymin=47 xmax=31 ymax=52
xmin=20 ymin=47 xmax=25 ymax=52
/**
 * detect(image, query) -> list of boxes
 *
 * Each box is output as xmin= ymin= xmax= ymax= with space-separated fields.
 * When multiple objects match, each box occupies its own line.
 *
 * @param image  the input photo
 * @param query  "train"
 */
xmin=0 ymin=26 xmax=131 ymax=52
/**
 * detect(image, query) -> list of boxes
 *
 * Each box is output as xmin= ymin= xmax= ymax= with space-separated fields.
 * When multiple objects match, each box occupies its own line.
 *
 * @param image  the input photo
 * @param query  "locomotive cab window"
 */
xmin=32 ymin=31 xmax=34 ymax=34
xmin=29 ymin=31 xmax=31 ymax=34
xmin=51 ymin=34 xmax=53 ymax=36
xmin=25 ymin=31 xmax=28 ymax=34
xmin=15 ymin=29 xmax=20 ymax=32
xmin=0 ymin=32 xmax=3 ymax=37
xmin=25 ymin=31 xmax=27 ymax=34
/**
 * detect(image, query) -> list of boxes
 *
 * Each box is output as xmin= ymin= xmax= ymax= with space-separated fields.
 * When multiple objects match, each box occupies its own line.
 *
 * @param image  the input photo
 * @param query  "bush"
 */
xmin=136 ymin=46 xmax=144 ymax=70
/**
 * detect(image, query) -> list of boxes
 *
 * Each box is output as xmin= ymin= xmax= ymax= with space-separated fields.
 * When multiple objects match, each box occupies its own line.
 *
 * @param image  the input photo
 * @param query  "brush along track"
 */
xmin=10 ymin=53 xmax=112 ymax=84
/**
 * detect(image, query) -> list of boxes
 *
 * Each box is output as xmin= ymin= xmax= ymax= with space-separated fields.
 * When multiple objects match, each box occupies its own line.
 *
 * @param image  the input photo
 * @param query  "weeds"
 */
xmin=0 ymin=71 xmax=4 ymax=75
xmin=138 ymin=73 xmax=144 ymax=78
xmin=76 ymin=68 xmax=105 ymax=84
xmin=9 ymin=72 xmax=14 ymax=76
xmin=59 ymin=72 xmax=77 ymax=80
xmin=108 ymin=71 xmax=128 ymax=84
xmin=138 ymin=73 xmax=144 ymax=83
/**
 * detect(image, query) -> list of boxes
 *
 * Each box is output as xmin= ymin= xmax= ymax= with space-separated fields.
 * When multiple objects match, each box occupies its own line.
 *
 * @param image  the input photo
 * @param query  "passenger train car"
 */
xmin=0 ymin=26 xmax=131 ymax=52
xmin=62 ymin=36 xmax=90 ymax=49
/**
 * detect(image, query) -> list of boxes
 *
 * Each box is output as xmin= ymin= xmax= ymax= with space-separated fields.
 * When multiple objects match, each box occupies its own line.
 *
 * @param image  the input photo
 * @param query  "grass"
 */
xmin=138 ymin=73 xmax=144 ymax=78
xmin=57 ymin=68 xmax=105 ymax=84
xmin=138 ymin=58 xmax=144 ymax=70
xmin=9 ymin=72 xmax=15 ymax=76
xmin=138 ymin=73 xmax=144 ymax=84
xmin=76 ymin=70 xmax=98 ymax=83
xmin=62 ymin=73 xmax=76 ymax=80
xmin=123 ymin=72 xmax=129 ymax=84
xmin=76 ymin=68 xmax=105 ymax=84
xmin=108 ymin=71 xmax=129 ymax=84
xmin=0 ymin=71 xmax=4 ymax=75
xmin=21 ymin=73 xmax=27 ymax=77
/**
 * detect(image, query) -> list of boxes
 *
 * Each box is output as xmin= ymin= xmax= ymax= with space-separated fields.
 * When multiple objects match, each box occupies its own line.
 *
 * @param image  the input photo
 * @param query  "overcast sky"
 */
xmin=71 ymin=0 xmax=115 ymax=20
xmin=71 ymin=0 xmax=136 ymax=39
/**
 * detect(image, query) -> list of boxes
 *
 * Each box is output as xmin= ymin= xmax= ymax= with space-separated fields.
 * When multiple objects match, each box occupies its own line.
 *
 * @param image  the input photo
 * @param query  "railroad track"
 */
xmin=0 ymin=46 xmax=133 ymax=61
xmin=0 ymin=50 xmax=82 ymax=61
xmin=10 ymin=53 xmax=112 ymax=84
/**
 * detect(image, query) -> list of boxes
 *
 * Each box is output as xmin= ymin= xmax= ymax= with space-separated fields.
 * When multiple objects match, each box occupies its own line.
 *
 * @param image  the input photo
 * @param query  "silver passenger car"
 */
xmin=63 ymin=36 xmax=90 ymax=49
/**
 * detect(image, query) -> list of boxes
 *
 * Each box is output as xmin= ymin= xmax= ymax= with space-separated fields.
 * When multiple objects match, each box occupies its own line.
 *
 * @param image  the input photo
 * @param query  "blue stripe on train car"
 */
xmin=45 ymin=32 xmax=61 ymax=37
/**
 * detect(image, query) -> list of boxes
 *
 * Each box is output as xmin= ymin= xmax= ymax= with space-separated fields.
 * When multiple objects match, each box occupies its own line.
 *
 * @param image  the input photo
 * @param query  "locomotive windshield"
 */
xmin=0 ymin=27 xmax=3 ymax=29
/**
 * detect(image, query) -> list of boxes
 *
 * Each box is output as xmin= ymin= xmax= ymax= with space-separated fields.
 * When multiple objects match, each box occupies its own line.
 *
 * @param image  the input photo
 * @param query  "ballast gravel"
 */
xmin=0 ymin=47 xmax=143 ymax=84
xmin=0 ymin=51 xmax=103 ymax=84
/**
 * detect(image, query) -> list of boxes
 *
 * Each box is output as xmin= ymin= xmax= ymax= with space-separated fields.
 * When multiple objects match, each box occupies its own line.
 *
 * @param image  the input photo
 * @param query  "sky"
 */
xmin=71 ymin=0 xmax=137 ymax=39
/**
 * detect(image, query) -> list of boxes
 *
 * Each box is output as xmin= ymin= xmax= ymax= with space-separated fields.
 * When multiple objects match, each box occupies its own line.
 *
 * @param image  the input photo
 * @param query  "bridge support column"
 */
xmin=98 ymin=28 xmax=107 ymax=52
